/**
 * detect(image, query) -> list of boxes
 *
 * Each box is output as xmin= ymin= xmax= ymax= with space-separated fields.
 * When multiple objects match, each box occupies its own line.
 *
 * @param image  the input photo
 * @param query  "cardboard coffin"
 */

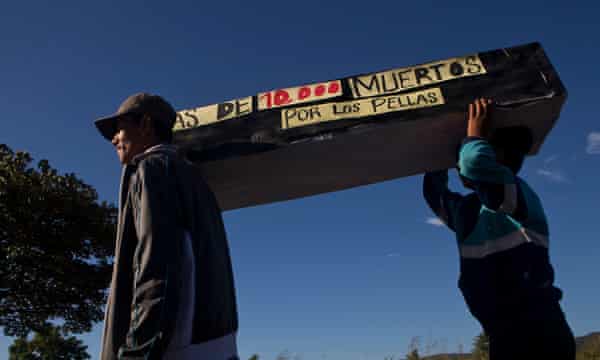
xmin=173 ymin=42 xmax=566 ymax=210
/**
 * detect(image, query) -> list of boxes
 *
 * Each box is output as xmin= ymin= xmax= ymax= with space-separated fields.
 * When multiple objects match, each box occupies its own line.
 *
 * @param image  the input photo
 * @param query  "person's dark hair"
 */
xmin=150 ymin=118 xmax=173 ymax=143
xmin=490 ymin=126 xmax=533 ymax=174
xmin=127 ymin=112 xmax=173 ymax=143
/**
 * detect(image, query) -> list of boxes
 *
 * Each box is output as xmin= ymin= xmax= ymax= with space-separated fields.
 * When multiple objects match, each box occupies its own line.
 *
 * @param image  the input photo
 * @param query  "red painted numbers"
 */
xmin=258 ymin=80 xmax=342 ymax=110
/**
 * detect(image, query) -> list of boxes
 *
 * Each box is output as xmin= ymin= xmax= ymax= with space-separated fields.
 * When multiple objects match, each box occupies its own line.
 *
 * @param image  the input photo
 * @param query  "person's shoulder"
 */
xmin=136 ymin=152 xmax=168 ymax=174
xmin=515 ymin=176 xmax=544 ymax=205
xmin=515 ymin=176 xmax=537 ymax=194
xmin=133 ymin=147 xmax=180 ymax=182
xmin=136 ymin=145 xmax=177 ymax=167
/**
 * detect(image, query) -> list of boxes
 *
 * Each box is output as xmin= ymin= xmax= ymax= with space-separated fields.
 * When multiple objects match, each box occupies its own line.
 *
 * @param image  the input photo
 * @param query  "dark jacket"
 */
xmin=100 ymin=144 xmax=238 ymax=360
xmin=423 ymin=138 xmax=561 ymax=331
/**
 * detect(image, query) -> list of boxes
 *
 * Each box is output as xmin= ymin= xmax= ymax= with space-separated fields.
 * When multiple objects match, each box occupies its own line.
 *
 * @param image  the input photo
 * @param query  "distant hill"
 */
xmin=576 ymin=332 xmax=600 ymax=358
xmin=576 ymin=331 xmax=600 ymax=348
xmin=422 ymin=354 xmax=471 ymax=360
xmin=419 ymin=332 xmax=600 ymax=360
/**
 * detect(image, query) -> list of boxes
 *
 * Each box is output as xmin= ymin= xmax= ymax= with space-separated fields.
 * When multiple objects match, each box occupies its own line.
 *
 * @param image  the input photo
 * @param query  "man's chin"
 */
xmin=117 ymin=153 xmax=128 ymax=165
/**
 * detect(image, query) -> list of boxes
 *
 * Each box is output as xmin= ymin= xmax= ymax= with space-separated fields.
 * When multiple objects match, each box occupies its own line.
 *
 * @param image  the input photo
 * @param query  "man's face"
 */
xmin=111 ymin=116 xmax=148 ymax=165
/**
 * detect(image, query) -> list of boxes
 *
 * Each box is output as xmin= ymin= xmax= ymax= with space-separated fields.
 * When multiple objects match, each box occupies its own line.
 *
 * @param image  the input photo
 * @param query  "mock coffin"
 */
xmin=173 ymin=42 xmax=566 ymax=210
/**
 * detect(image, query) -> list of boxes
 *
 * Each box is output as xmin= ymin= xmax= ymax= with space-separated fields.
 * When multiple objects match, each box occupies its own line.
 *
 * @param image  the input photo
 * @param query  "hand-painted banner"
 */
xmin=348 ymin=55 xmax=486 ymax=98
xmin=281 ymin=87 xmax=445 ymax=130
xmin=174 ymin=97 xmax=253 ymax=131
xmin=258 ymin=80 xmax=342 ymax=110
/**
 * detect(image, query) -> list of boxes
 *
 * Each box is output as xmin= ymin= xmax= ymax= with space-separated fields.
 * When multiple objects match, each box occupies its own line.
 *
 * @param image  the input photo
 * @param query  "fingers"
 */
xmin=469 ymin=98 xmax=492 ymax=119
xmin=467 ymin=98 xmax=493 ymax=138
xmin=482 ymin=98 xmax=493 ymax=118
xmin=479 ymin=98 xmax=487 ymax=120
xmin=475 ymin=98 xmax=484 ymax=120
xmin=468 ymin=102 xmax=474 ymax=121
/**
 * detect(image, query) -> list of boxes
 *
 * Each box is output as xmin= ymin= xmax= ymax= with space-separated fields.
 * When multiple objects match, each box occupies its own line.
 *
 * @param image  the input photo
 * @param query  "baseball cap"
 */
xmin=94 ymin=93 xmax=177 ymax=141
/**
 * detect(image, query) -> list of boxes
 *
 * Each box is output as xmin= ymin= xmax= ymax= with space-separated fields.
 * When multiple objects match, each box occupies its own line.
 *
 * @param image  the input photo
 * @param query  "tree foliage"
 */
xmin=9 ymin=324 xmax=90 ymax=360
xmin=578 ymin=333 xmax=600 ymax=360
xmin=406 ymin=336 xmax=422 ymax=360
xmin=406 ymin=348 xmax=421 ymax=360
xmin=0 ymin=144 xmax=116 ymax=337
xmin=275 ymin=350 xmax=291 ymax=360
xmin=471 ymin=332 xmax=489 ymax=360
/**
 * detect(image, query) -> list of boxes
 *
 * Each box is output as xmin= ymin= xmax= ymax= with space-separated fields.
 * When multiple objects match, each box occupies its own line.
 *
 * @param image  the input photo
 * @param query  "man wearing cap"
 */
xmin=95 ymin=93 xmax=239 ymax=360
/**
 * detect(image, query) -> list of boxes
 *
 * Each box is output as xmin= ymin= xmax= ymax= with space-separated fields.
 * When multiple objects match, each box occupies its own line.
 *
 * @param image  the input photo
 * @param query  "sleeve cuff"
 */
xmin=461 ymin=136 xmax=486 ymax=147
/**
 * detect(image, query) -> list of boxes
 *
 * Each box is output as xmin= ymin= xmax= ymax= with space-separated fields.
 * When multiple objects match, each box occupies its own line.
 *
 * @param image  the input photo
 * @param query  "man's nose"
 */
xmin=111 ymin=134 xmax=119 ymax=146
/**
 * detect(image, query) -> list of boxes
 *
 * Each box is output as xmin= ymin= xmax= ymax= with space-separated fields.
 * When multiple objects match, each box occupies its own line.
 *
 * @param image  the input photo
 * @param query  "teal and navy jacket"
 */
xmin=423 ymin=137 xmax=561 ymax=329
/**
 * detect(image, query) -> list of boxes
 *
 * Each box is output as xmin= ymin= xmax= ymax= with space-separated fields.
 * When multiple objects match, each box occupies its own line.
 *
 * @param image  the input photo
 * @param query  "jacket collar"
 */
xmin=118 ymin=143 xmax=178 ymax=211
xmin=131 ymin=143 xmax=178 ymax=165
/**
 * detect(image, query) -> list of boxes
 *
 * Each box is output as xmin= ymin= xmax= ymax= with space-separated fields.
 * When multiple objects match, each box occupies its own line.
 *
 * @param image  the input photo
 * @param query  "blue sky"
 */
xmin=1 ymin=1 xmax=599 ymax=359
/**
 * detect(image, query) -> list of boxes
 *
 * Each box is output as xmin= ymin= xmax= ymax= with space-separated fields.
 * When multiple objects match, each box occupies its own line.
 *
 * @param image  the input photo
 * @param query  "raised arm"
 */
xmin=458 ymin=98 xmax=518 ymax=213
xmin=423 ymin=170 xmax=464 ymax=231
